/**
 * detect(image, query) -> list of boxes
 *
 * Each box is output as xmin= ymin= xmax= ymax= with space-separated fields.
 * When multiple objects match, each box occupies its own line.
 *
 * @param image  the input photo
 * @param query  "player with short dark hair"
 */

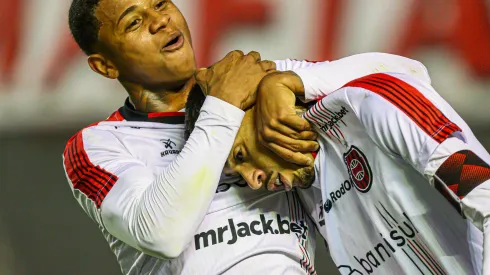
xmin=63 ymin=0 xmax=435 ymax=273
xmin=185 ymin=64 xmax=490 ymax=274
xmin=68 ymin=0 xmax=101 ymax=55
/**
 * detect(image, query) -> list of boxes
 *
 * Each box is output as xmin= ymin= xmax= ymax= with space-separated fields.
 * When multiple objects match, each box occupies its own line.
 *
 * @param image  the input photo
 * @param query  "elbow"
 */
xmin=133 ymin=228 xmax=190 ymax=259
xmin=138 ymin=240 xmax=187 ymax=259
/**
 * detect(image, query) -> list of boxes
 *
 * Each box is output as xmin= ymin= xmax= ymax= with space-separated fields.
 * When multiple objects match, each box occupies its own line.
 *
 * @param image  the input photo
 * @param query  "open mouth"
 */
xmin=161 ymin=33 xmax=184 ymax=52
xmin=273 ymin=173 xmax=292 ymax=191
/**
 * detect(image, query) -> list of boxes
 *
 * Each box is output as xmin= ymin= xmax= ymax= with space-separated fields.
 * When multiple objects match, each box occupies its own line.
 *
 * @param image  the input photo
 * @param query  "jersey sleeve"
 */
xmin=293 ymin=52 xmax=431 ymax=102
xmin=62 ymin=96 xmax=244 ymax=259
xmin=274 ymin=59 xmax=328 ymax=72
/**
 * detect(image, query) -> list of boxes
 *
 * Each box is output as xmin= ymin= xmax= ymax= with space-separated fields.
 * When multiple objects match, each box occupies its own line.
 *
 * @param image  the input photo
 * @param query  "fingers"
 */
xmin=225 ymin=50 xmax=244 ymax=61
xmin=195 ymin=68 xmax=212 ymax=94
xmin=260 ymin=60 xmax=276 ymax=72
xmin=195 ymin=68 xmax=209 ymax=82
xmin=246 ymin=51 xmax=261 ymax=63
xmin=279 ymin=115 xmax=312 ymax=132
xmin=296 ymin=130 xmax=318 ymax=141
xmin=261 ymin=129 xmax=319 ymax=152
xmin=267 ymin=143 xmax=315 ymax=166
xmin=262 ymin=118 xmax=317 ymax=141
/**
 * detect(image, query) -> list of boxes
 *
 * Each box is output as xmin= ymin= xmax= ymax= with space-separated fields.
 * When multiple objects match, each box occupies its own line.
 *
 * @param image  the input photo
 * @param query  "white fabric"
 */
xmin=63 ymin=59 xmax=320 ymax=275
xmin=62 ymin=55 xmax=430 ymax=275
xmin=301 ymin=71 xmax=490 ymax=274
xmin=293 ymin=52 xmax=431 ymax=102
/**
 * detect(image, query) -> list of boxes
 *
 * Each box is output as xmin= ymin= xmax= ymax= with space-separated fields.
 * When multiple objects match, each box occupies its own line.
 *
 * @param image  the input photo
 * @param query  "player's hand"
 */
xmin=195 ymin=50 xmax=276 ymax=110
xmin=256 ymin=71 xmax=319 ymax=166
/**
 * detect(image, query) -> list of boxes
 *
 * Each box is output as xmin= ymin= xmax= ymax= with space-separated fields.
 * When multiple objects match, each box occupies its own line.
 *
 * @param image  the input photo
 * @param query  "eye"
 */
xmin=126 ymin=19 xmax=141 ymax=31
xmin=235 ymin=149 xmax=244 ymax=163
xmin=155 ymin=0 xmax=167 ymax=10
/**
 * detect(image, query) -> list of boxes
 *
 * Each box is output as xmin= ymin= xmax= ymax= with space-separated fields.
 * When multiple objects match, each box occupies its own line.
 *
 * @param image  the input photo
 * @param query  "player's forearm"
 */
xmin=102 ymin=97 xmax=244 ymax=259
xmin=292 ymin=52 xmax=430 ymax=101
xmin=432 ymin=140 xmax=490 ymax=230
xmin=431 ymin=141 xmax=490 ymax=273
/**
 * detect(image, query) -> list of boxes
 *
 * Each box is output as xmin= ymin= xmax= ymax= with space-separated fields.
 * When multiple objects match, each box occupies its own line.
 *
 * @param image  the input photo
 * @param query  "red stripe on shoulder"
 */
xmin=106 ymin=110 xmax=125 ymax=121
xmin=63 ymin=130 xmax=118 ymax=208
xmin=344 ymin=73 xmax=461 ymax=143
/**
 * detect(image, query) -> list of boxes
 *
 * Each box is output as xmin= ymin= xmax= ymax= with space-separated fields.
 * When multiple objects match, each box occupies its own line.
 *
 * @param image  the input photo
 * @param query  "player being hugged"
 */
xmin=187 ymin=63 xmax=490 ymax=274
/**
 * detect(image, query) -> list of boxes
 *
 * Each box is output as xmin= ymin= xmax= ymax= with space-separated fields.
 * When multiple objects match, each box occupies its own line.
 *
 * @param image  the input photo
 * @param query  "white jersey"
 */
xmin=62 ymin=54 xmax=431 ymax=275
xmin=299 ymin=71 xmax=490 ymax=275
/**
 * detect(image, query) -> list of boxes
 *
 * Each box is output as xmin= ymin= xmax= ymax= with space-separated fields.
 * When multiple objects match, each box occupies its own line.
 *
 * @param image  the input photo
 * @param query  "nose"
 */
xmin=149 ymin=11 xmax=170 ymax=34
xmin=243 ymin=169 xmax=266 ymax=190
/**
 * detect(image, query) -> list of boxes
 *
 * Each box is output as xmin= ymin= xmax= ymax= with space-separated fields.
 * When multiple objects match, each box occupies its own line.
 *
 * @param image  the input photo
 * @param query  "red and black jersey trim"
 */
xmin=435 ymin=150 xmax=490 ymax=212
xmin=63 ymin=132 xmax=118 ymax=208
xmin=119 ymin=98 xmax=185 ymax=124
xmin=344 ymin=73 xmax=461 ymax=144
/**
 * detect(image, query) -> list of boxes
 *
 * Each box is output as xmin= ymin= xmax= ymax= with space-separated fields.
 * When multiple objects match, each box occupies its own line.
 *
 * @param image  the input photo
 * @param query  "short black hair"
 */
xmin=69 ymin=0 xmax=102 ymax=55
xmin=184 ymin=85 xmax=207 ymax=140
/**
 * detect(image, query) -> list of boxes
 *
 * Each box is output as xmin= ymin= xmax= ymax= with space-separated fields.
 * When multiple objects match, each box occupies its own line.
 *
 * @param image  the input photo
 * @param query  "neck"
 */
xmin=123 ymin=78 xmax=196 ymax=113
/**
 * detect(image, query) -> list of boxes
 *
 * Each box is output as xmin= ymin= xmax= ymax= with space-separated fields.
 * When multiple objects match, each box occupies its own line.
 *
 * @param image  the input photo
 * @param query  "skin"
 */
xmin=89 ymin=0 xmax=196 ymax=112
xmin=224 ymin=105 xmax=315 ymax=191
xmin=84 ymin=0 xmax=317 ymax=164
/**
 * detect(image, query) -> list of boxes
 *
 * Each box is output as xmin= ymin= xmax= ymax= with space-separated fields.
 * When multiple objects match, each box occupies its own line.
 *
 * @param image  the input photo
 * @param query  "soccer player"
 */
xmin=63 ymin=0 xmax=434 ymax=274
xmin=187 ymin=67 xmax=490 ymax=274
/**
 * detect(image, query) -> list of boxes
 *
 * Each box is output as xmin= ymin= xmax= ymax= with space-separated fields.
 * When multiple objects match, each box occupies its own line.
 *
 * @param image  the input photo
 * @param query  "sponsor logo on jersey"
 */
xmin=160 ymin=150 xmax=180 ymax=157
xmin=305 ymin=104 xmax=349 ymax=144
xmin=323 ymin=180 xmax=353 ymax=214
xmin=160 ymin=138 xmax=180 ymax=156
xmin=344 ymin=146 xmax=373 ymax=193
xmin=322 ymin=146 xmax=372 ymax=214
xmin=338 ymin=202 xmax=444 ymax=275
xmin=161 ymin=138 xmax=176 ymax=149
xmin=194 ymin=214 xmax=308 ymax=250
xmin=319 ymin=106 xmax=349 ymax=133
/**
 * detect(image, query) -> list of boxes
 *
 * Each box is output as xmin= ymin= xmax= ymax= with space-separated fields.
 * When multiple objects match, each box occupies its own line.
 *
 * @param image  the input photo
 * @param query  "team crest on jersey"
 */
xmin=344 ymin=146 xmax=373 ymax=193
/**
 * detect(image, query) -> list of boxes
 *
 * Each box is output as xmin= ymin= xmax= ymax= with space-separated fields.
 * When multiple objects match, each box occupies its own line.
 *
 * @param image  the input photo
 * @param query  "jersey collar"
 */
xmin=119 ymin=98 xmax=185 ymax=124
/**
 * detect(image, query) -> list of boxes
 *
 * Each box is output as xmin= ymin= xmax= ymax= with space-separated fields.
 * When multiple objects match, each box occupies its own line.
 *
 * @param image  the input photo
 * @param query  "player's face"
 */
xmin=94 ymin=0 xmax=196 ymax=88
xmin=224 ymin=108 xmax=315 ymax=191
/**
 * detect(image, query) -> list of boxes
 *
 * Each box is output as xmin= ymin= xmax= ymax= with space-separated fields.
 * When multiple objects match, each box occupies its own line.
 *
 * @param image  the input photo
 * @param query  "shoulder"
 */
xmin=342 ymin=72 xmax=424 ymax=91
xmin=64 ymin=110 xmax=125 ymax=152
xmin=317 ymin=72 xmax=427 ymax=107
xmin=62 ymin=112 xmax=129 ymax=211
xmin=63 ymin=110 xmax=129 ymax=180
xmin=274 ymin=59 xmax=328 ymax=72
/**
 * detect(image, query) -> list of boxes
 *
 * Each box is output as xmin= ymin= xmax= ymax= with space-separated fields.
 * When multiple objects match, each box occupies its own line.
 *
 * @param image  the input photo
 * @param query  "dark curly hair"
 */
xmin=68 ymin=0 xmax=102 ymax=55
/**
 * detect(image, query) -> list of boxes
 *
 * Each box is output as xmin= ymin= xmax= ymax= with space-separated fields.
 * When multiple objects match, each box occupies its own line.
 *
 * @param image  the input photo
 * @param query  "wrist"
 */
xmin=207 ymin=89 xmax=243 ymax=109
xmin=260 ymin=71 xmax=305 ymax=97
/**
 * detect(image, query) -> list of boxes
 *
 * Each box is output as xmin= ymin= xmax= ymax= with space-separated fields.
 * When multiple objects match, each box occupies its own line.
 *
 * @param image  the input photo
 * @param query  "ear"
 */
xmin=87 ymin=54 xmax=119 ymax=79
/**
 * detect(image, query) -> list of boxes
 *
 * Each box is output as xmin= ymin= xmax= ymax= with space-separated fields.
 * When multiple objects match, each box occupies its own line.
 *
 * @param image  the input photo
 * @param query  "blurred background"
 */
xmin=0 ymin=0 xmax=489 ymax=274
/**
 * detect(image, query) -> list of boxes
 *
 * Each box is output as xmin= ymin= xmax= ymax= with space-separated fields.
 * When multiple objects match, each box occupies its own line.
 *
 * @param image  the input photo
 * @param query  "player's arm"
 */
xmin=257 ymin=53 xmax=431 ymax=164
xmin=63 ymin=51 xmax=270 ymax=259
xmin=64 ymin=97 xmax=244 ymax=259
xmin=291 ymin=52 xmax=431 ymax=102
xmin=337 ymin=73 xmax=490 ymax=273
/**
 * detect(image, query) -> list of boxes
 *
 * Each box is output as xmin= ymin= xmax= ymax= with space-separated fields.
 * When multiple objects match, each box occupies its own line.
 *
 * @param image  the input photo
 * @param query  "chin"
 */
xmin=172 ymin=65 xmax=196 ymax=84
xmin=295 ymin=166 xmax=316 ymax=189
